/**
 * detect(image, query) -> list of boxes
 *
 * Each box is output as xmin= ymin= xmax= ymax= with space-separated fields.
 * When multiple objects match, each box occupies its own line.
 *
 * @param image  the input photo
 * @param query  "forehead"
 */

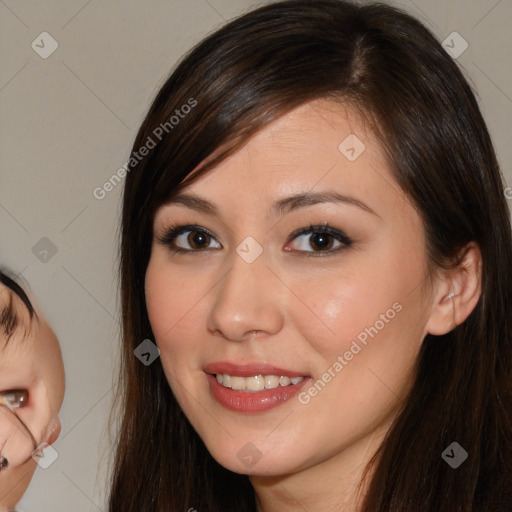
xmin=229 ymin=100 xmax=376 ymax=170
xmin=166 ymin=99 xmax=406 ymax=220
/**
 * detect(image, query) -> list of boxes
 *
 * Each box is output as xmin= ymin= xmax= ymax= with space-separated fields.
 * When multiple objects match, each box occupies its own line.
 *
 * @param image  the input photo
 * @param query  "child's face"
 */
xmin=0 ymin=281 xmax=65 ymax=508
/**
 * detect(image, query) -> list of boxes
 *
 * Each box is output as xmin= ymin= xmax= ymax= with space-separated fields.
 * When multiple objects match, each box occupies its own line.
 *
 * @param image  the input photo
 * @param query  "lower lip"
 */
xmin=206 ymin=373 xmax=311 ymax=413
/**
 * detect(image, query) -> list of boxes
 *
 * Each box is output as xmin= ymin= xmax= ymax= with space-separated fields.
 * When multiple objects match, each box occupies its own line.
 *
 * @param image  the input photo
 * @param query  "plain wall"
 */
xmin=0 ymin=0 xmax=510 ymax=510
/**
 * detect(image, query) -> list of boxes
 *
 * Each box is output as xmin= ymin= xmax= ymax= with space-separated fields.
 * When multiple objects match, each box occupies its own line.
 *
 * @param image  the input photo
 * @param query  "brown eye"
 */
xmin=309 ymin=232 xmax=336 ymax=251
xmin=285 ymin=224 xmax=353 ymax=255
xmin=158 ymin=222 xmax=352 ymax=256
xmin=185 ymin=230 xmax=212 ymax=250
xmin=159 ymin=225 xmax=221 ymax=253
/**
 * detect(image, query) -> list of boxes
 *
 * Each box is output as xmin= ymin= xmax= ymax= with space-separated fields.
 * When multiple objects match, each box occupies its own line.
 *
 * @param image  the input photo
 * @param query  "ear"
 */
xmin=425 ymin=242 xmax=482 ymax=336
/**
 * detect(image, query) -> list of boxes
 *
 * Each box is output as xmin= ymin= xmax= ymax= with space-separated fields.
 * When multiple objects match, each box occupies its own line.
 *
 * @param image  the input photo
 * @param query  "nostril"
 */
xmin=0 ymin=455 xmax=8 ymax=470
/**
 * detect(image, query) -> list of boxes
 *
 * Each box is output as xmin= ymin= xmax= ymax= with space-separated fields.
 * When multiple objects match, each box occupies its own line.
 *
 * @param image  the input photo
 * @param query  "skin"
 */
xmin=145 ymin=99 xmax=482 ymax=511
xmin=0 ymin=281 xmax=65 ymax=510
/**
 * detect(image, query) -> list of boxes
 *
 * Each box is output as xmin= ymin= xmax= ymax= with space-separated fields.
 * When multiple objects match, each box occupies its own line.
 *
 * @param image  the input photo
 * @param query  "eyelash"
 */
xmin=157 ymin=223 xmax=353 ymax=257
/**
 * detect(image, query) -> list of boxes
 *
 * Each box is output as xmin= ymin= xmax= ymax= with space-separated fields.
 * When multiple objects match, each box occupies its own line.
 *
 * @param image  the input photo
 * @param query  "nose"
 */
xmin=207 ymin=248 xmax=284 ymax=342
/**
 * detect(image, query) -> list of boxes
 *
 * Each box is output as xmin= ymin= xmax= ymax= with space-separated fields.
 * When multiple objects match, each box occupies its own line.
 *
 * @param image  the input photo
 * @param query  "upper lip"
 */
xmin=204 ymin=361 xmax=309 ymax=378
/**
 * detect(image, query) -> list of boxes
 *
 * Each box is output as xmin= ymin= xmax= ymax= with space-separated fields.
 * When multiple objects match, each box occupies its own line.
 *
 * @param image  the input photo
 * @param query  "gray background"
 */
xmin=1 ymin=0 xmax=510 ymax=510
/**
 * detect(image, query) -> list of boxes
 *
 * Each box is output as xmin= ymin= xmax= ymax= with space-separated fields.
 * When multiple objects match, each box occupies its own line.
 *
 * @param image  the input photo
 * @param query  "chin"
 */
xmin=205 ymin=442 xmax=304 ymax=477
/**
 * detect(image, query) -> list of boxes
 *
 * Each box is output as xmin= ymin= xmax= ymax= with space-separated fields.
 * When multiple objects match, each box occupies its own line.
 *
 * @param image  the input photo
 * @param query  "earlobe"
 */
xmin=426 ymin=292 xmax=458 ymax=336
xmin=426 ymin=242 xmax=482 ymax=336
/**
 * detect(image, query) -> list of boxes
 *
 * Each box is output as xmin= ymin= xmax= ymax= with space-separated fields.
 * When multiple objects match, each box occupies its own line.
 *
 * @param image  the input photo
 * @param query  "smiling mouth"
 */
xmin=214 ymin=373 xmax=306 ymax=392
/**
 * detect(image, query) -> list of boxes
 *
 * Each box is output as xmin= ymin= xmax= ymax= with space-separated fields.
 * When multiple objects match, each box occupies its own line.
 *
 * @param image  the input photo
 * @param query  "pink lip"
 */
xmin=204 ymin=361 xmax=309 ymax=378
xmin=206 ymin=373 xmax=311 ymax=413
xmin=203 ymin=361 xmax=311 ymax=413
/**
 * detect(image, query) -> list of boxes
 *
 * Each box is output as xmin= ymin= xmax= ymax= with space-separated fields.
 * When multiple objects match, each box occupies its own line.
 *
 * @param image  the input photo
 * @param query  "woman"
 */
xmin=109 ymin=0 xmax=512 ymax=510
xmin=0 ymin=270 xmax=65 ymax=511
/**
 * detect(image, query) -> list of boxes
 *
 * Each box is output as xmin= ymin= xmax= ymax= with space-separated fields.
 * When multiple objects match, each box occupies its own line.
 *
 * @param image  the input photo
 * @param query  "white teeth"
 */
xmin=230 ymin=376 xmax=246 ymax=390
xmin=264 ymin=375 xmax=280 ymax=389
xmin=246 ymin=375 xmax=265 ymax=391
xmin=215 ymin=374 xmax=305 ymax=392
xmin=279 ymin=376 xmax=291 ymax=386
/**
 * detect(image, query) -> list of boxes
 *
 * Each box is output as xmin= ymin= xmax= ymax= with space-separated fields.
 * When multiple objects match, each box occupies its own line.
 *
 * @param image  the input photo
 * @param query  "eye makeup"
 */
xmin=157 ymin=222 xmax=353 ymax=257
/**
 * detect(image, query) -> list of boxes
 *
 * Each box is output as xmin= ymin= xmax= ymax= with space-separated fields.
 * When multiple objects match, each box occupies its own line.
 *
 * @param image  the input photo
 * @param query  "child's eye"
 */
xmin=158 ymin=223 xmax=352 ymax=256
xmin=0 ymin=389 xmax=28 ymax=411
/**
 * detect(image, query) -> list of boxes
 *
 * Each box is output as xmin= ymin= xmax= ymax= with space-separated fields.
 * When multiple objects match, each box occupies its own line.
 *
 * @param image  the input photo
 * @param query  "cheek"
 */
xmin=289 ymin=272 xmax=395 ymax=353
xmin=287 ymin=244 xmax=427 ymax=365
xmin=284 ymin=264 xmax=426 ymax=452
xmin=38 ymin=332 xmax=65 ymax=413
xmin=146 ymin=258 xmax=187 ymax=338
xmin=145 ymin=258 xmax=207 ymax=369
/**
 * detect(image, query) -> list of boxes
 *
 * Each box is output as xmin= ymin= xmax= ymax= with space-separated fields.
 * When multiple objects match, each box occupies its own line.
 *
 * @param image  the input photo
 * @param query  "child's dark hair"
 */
xmin=0 ymin=269 xmax=37 ymax=343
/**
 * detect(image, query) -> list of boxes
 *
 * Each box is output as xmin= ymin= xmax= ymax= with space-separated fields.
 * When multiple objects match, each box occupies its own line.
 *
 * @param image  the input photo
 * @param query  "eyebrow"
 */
xmin=0 ymin=272 xmax=34 ymax=316
xmin=0 ymin=293 xmax=18 ymax=342
xmin=0 ymin=272 xmax=36 ymax=346
xmin=164 ymin=190 xmax=379 ymax=218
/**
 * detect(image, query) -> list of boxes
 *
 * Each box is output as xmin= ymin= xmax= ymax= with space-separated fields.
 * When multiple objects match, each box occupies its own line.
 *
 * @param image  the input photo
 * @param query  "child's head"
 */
xmin=0 ymin=270 xmax=65 ymax=509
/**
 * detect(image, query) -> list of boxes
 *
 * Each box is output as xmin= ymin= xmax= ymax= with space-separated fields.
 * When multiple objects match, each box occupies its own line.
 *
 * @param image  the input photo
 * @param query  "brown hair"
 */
xmin=109 ymin=1 xmax=512 ymax=510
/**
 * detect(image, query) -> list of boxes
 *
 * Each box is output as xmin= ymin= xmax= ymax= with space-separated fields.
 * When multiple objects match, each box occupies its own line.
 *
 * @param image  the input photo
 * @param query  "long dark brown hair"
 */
xmin=109 ymin=1 xmax=512 ymax=510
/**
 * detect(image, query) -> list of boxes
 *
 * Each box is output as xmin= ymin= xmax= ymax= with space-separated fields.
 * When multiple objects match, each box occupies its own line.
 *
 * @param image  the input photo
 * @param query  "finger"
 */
xmin=0 ymin=409 xmax=36 ymax=470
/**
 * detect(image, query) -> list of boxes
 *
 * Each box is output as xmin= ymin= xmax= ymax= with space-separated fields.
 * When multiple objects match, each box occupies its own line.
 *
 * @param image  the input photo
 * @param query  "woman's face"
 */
xmin=145 ymin=99 xmax=436 ymax=477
